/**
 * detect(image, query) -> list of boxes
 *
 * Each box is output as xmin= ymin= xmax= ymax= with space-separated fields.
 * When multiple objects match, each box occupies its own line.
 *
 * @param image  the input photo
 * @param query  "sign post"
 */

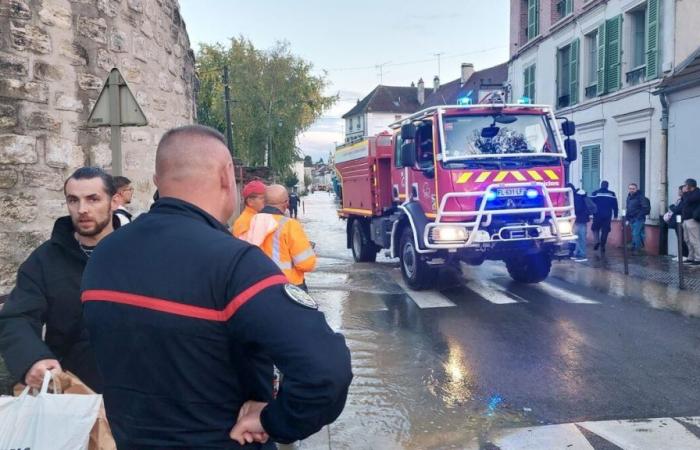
xmin=87 ymin=68 xmax=147 ymax=176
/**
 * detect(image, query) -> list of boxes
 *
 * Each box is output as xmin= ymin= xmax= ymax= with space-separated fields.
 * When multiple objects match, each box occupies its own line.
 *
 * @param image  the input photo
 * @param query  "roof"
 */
xmin=342 ymin=85 xmax=433 ymax=118
xmin=422 ymin=62 xmax=508 ymax=108
xmin=657 ymin=46 xmax=700 ymax=93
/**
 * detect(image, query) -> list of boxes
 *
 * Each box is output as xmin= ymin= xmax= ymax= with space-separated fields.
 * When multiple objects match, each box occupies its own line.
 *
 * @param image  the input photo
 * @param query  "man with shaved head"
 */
xmin=81 ymin=125 xmax=352 ymax=449
xmin=243 ymin=184 xmax=317 ymax=290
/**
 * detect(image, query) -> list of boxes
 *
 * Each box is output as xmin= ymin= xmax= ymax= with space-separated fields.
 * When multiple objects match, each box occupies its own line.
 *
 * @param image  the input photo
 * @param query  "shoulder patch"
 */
xmin=283 ymin=284 xmax=318 ymax=310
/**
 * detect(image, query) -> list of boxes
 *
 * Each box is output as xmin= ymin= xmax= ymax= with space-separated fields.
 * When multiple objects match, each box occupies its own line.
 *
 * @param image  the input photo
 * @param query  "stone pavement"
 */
xmin=573 ymin=246 xmax=700 ymax=293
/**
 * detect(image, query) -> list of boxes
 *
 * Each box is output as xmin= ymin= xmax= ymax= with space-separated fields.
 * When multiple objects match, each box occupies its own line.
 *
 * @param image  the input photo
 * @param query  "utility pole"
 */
xmin=222 ymin=66 xmax=234 ymax=157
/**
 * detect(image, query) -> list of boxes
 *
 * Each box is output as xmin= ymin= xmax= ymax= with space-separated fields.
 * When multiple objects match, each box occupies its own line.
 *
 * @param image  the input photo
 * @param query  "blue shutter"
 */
xmin=606 ymin=15 xmax=622 ymax=93
xmin=569 ymin=39 xmax=580 ymax=105
xmin=646 ymin=0 xmax=660 ymax=79
xmin=597 ymin=23 xmax=607 ymax=96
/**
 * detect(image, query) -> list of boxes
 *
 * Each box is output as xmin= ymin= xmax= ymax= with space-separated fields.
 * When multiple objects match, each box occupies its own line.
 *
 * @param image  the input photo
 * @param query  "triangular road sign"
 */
xmin=87 ymin=68 xmax=147 ymax=127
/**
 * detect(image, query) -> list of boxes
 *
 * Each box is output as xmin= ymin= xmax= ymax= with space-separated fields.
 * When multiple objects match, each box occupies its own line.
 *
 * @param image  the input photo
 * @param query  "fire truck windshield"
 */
xmin=442 ymin=114 xmax=557 ymax=159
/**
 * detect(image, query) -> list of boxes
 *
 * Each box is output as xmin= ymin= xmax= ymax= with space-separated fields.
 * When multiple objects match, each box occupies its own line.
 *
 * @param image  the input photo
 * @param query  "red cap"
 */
xmin=242 ymin=180 xmax=266 ymax=198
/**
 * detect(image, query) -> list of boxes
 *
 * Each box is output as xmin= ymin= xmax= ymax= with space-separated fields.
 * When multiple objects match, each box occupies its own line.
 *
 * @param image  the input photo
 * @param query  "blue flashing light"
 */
xmin=457 ymin=96 xmax=473 ymax=105
xmin=485 ymin=191 xmax=497 ymax=201
xmin=526 ymin=188 xmax=539 ymax=199
xmin=517 ymin=96 xmax=532 ymax=105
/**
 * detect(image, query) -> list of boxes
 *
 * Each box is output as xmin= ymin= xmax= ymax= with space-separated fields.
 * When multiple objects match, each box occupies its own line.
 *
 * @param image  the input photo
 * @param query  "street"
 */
xmin=298 ymin=192 xmax=700 ymax=450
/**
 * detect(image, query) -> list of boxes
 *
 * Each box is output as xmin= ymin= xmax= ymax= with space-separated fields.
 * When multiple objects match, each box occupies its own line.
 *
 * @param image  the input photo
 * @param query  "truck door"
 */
xmin=409 ymin=121 xmax=437 ymax=215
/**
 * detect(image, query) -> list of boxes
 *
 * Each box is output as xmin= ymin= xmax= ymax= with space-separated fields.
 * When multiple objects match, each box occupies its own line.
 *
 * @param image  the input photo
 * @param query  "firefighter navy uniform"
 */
xmin=81 ymin=198 xmax=352 ymax=449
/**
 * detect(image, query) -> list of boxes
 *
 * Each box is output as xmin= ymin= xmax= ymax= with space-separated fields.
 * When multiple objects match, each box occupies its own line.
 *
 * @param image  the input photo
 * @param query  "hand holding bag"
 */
xmin=0 ymin=370 xmax=101 ymax=450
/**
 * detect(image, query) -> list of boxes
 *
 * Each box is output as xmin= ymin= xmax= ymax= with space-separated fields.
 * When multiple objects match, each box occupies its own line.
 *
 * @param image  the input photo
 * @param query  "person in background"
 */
xmin=288 ymin=188 xmax=300 ymax=219
xmin=591 ymin=180 xmax=619 ymax=255
xmin=112 ymin=175 xmax=133 ymax=228
xmin=666 ymin=184 xmax=689 ymax=262
xmin=243 ymin=185 xmax=316 ymax=291
xmin=232 ymin=180 xmax=266 ymax=238
xmin=681 ymin=178 xmax=700 ymax=266
xmin=569 ymin=183 xmax=596 ymax=262
xmin=0 ymin=167 xmax=117 ymax=392
xmin=625 ymin=183 xmax=651 ymax=252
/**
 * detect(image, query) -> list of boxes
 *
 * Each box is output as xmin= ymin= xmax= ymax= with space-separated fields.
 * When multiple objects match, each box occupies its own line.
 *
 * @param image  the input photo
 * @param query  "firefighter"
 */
xmin=81 ymin=125 xmax=352 ymax=448
xmin=242 ymin=184 xmax=316 ymax=291
xmin=232 ymin=180 xmax=266 ymax=238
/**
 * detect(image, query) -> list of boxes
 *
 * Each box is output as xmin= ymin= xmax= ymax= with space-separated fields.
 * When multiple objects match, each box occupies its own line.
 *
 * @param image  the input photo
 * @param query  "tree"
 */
xmin=303 ymin=155 xmax=313 ymax=167
xmin=304 ymin=174 xmax=312 ymax=190
xmin=284 ymin=172 xmax=299 ymax=189
xmin=196 ymin=38 xmax=337 ymax=175
xmin=316 ymin=157 xmax=324 ymax=165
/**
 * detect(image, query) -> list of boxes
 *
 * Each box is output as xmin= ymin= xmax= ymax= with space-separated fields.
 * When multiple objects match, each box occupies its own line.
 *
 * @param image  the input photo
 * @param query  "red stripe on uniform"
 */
xmin=81 ymin=274 xmax=287 ymax=322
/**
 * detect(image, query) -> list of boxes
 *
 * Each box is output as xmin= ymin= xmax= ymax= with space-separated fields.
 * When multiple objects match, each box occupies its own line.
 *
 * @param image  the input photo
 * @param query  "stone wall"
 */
xmin=0 ymin=0 xmax=196 ymax=289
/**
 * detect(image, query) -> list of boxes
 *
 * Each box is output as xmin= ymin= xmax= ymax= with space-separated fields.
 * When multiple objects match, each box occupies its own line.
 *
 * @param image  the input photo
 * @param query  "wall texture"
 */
xmin=0 ymin=0 xmax=196 ymax=289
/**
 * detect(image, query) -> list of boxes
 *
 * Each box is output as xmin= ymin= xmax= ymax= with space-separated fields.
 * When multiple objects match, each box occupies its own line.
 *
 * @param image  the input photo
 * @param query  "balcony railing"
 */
xmin=626 ymin=66 xmax=646 ymax=86
xmin=585 ymin=84 xmax=598 ymax=99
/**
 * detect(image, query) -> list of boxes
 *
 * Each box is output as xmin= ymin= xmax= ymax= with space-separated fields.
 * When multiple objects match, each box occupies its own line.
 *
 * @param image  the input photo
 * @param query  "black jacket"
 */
xmin=0 ymin=217 xmax=102 ymax=392
xmin=626 ymin=192 xmax=650 ymax=221
xmin=82 ymin=198 xmax=352 ymax=449
xmin=573 ymin=189 xmax=596 ymax=224
xmin=681 ymin=189 xmax=700 ymax=220
xmin=592 ymin=188 xmax=619 ymax=221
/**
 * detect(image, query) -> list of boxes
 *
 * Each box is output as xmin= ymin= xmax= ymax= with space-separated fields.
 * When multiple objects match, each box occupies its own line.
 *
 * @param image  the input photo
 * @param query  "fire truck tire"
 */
xmin=505 ymin=252 xmax=552 ymax=283
xmin=399 ymin=227 xmax=437 ymax=290
xmin=351 ymin=220 xmax=377 ymax=262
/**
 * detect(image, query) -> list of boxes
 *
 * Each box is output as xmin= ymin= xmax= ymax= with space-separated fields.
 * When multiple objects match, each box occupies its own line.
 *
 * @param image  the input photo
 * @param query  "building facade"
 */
xmin=508 ymin=0 xmax=699 ymax=253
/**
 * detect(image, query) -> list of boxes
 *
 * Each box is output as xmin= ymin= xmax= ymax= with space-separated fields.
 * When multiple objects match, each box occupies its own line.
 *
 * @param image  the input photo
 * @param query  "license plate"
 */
xmin=496 ymin=188 xmax=526 ymax=197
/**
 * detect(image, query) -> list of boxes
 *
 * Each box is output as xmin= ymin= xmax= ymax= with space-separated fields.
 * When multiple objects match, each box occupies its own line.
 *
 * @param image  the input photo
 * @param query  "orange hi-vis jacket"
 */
xmin=231 ymin=206 xmax=257 ymax=238
xmin=243 ymin=207 xmax=316 ymax=286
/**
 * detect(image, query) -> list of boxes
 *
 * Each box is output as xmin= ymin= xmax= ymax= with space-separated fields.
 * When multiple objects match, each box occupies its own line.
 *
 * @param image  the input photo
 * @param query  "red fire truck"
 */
xmin=335 ymin=101 xmax=579 ymax=290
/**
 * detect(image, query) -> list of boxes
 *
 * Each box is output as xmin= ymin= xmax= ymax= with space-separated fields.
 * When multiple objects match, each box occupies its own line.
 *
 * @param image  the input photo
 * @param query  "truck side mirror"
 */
xmin=561 ymin=121 xmax=576 ymax=136
xmin=400 ymin=141 xmax=416 ymax=167
xmin=564 ymin=139 xmax=577 ymax=162
xmin=401 ymin=123 xmax=416 ymax=140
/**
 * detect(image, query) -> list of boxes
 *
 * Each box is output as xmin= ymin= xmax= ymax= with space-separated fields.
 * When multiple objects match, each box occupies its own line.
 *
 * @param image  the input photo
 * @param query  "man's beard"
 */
xmin=73 ymin=214 xmax=112 ymax=237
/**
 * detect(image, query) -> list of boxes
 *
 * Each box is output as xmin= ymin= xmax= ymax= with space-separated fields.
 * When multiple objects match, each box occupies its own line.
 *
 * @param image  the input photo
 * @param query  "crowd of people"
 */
xmin=0 ymin=125 xmax=352 ymax=449
xmin=567 ymin=178 xmax=700 ymax=265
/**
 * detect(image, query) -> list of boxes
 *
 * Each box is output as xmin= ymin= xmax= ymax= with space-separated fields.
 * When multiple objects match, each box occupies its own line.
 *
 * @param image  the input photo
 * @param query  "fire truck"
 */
xmin=335 ymin=100 xmax=579 ymax=290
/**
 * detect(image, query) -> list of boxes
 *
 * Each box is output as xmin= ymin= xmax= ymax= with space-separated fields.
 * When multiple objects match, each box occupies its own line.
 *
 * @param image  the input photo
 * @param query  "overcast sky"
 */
xmin=179 ymin=0 xmax=509 ymax=161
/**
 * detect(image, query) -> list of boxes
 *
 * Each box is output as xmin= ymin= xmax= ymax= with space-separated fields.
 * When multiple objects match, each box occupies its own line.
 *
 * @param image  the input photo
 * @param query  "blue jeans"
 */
xmin=630 ymin=219 xmax=645 ymax=249
xmin=574 ymin=223 xmax=588 ymax=258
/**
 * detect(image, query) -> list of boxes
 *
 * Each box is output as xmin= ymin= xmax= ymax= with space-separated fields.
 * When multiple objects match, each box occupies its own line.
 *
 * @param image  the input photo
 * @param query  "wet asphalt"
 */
xmin=296 ymin=192 xmax=700 ymax=450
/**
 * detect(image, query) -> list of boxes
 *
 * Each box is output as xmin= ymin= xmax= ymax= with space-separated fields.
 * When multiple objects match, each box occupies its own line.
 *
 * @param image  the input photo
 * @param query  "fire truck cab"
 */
xmin=336 ymin=101 xmax=579 ymax=290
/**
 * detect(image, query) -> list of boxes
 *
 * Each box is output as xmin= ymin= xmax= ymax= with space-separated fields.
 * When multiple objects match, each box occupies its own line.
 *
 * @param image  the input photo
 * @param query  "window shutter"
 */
xmin=597 ymin=23 xmax=607 ymax=96
xmin=605 ymin=15 xmax=622 ymax=93
xmin=646 ymin=0 xmax=660 ymax=79
xmin=581 ymin=145 xmax=601 ymax=194
xmin=569 ymin=39 xmax=580 ymax=105
xmin=565 ymin=0 xmax=573 ymax=16
xmin=582 ymin=147 xmax=592 ymax=192
xmin=530 ymin=65 xmax=536 ymax=101
xmin=523 ymin=67 xmax=529 ymax=99
xmin=527 ymin=0 xmax=539 ymax=41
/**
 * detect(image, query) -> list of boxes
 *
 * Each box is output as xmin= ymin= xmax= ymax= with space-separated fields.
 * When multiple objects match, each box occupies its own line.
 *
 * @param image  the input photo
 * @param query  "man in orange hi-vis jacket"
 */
xmin=243 ymin=184 xmax=316 ymax=290
xmin=231 ymin=180 xmax=266 ymax=238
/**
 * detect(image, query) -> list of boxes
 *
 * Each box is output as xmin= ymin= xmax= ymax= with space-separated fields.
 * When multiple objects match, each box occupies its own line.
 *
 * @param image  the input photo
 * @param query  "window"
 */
xmin=556 ymin=0 xmax=573 ymax=19
xmin=523 ymin=64 xmax=536 ymax=102
xmin=632 ymin=9 xmax=646 ymax=68
xmin=527 ymin=0 xmax=540 ymax=41
xmin=596 ymin=15 xmax=622 ymax=95
xmin=584 ymin=31 xmax=598 ymax=98
xmin=556 ymin=39 xmax=579 ymax=109
xmin=581 ymin=145 xmax=601 ymax=194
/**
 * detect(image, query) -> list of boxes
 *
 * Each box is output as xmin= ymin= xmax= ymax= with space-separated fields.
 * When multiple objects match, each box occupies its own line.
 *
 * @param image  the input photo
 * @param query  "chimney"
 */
xmin=461 ymin=63 xmax=475 ymax=84
xmin=417 ymin=78 xmax=425 ymax=105
xmin=433 ymin=75 xmax=440 ymax=92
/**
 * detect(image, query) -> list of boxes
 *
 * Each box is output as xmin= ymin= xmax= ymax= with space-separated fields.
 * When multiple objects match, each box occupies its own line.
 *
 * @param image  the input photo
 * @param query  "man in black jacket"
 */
xmin=625 ymin=183 xmax=651 ymax=252
xmin=591 ymin=181 xmax=619 ymax=254
xmin=681 ymin=178 xmax=700 ymax=265
xmin=0 ymin=167 xmax=117 ymax=392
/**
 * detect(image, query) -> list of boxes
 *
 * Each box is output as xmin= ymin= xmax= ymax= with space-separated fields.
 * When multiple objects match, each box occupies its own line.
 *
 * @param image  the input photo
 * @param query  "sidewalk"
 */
xmin=571 ymin=246 xmax=700 ymax=293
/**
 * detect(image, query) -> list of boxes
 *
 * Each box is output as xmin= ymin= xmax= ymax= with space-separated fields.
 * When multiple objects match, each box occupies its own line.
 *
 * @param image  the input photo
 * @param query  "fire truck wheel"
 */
xmin=351 ymin=220 xmax=377 ymax=262
xmin=505 ymin=252 xmax=552 ymax=283
xmin=399 ymin=227 xmax=437 ymax=290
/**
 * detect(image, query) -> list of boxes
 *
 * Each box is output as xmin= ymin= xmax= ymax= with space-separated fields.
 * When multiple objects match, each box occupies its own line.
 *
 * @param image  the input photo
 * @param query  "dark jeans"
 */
xmin=630 ymin=219 xmax=645 ymax=250
xmin=290 ymin=206 xmax=298 ymax=218
xmin=591 ymin=217 xmax=612 ymax=251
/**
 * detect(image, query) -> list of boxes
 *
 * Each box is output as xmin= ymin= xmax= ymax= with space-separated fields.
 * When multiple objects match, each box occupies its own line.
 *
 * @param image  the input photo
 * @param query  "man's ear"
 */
xmin=110 ymin=193 xmax=120 ymax=213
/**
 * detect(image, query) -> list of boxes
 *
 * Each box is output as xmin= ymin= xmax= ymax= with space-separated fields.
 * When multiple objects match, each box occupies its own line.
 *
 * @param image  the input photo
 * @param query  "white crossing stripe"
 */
xmin=535 ymin=281 xmax=600 ymax=304
xmin=491 ymin=423 xmax=594 ymax=450
xmin=465 ymin=279 xmax=526 ymax=304
xmin=578 ymin=417 xmax=700 ymax=450
xmin=391 ymin=271 xmax=456 ymax=309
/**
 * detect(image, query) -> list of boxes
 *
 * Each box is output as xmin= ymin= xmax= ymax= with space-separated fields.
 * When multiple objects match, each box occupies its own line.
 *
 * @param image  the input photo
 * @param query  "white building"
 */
xmin=508 ymin=0 xmax=700 ymax=253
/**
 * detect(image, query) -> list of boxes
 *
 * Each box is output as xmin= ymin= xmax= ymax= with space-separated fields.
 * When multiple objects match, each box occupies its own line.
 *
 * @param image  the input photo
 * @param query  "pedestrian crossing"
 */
xmin=485 ymin=416 xmax=700 ymax=450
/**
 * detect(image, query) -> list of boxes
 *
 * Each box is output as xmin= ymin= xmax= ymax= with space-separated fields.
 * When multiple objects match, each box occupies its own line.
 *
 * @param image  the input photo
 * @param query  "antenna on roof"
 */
xmin=375 ymin=61 xmax=391 ymax=84
xmin=434 ymin=52 xmax=445 ymax=79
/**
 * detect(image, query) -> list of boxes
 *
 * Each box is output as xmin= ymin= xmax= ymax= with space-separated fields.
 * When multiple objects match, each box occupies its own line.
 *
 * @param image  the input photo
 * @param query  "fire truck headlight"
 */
xmin=553 ymin=220 xmax=573 ymax=236
xmin=432 ymin=226 xmax=469 ymax=243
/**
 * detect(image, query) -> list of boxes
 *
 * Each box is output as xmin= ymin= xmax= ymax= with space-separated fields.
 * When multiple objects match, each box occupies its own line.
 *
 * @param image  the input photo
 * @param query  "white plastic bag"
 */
xmin=0 ymin=370 xmax=101 ymax=450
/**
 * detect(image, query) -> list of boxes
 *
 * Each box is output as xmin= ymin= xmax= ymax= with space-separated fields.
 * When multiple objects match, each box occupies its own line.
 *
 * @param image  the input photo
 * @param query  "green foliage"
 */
xmin=303 ymin=155 xmax=313 ymax=167
xmin=284 ymin=172 xmax=300 ymax=188
xmin=196 ymin=37 xmax=337 ymax=175
xmin=304 ymin=174 xmax=312 ymax=188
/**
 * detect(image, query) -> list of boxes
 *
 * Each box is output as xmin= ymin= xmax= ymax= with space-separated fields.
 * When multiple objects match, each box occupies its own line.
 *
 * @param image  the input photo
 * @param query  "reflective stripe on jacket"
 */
xmin=246 ymin=211 xmax=316 ymax=285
